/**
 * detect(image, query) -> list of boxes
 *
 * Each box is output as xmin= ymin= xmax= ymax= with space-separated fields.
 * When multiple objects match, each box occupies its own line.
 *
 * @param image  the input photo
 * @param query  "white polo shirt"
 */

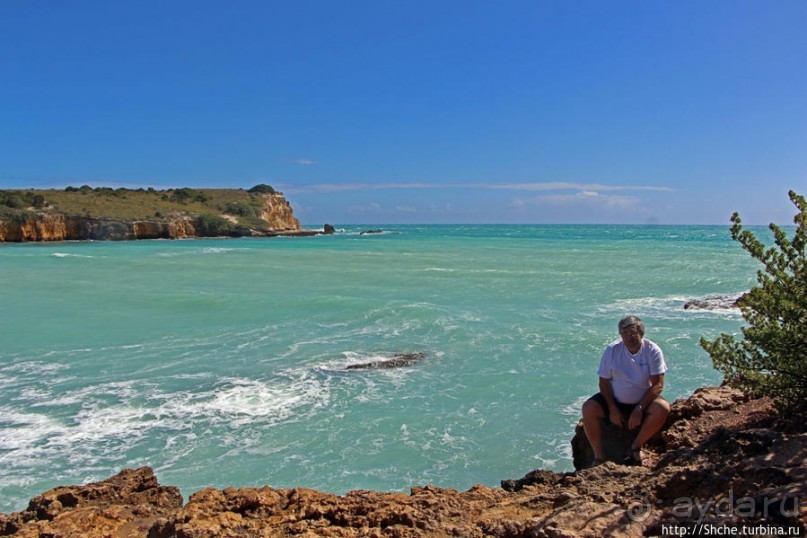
xmin=597 ymin=338 xmax=667 ymax=404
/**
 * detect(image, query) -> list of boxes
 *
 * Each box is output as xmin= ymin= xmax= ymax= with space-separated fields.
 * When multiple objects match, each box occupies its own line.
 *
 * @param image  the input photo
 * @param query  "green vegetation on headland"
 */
xmin=0 ymin=184 xmax=286 ymax=237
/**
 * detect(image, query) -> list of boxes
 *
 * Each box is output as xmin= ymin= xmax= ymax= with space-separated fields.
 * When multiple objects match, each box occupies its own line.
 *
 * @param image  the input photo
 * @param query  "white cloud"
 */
xmin=478 ymin=182 xmax=675 ymax=193
xmin=284 ymin=181 xmax=670 ymax=223
xmin=516 ymin=191 xmax=642 ymax=210
xmin=347 ymin=202 xmax=382 ymax=214
xmin=282 ymin=182 xmax=441 ymax=194
xmin=280 ymin=181 xmax=674 ymax=195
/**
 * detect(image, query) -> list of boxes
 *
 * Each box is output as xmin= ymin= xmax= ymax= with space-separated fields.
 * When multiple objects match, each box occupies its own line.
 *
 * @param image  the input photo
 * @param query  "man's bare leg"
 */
xmin=582 ymin=398 xmax=607 ymax=462
xmin=630 ymin=397 xmax=671 ymax=453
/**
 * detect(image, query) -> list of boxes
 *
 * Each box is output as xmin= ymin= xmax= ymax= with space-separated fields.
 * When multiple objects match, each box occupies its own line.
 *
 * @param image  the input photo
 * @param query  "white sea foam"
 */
xmin=560 ymin=395 xmax=590 ymax=417
xmin=0 ymin=409 xmax=64 ymax=451
xmin=532 ymin=455 xmax=558 ymax=468
xmin=0 ymin=368 xmax=331 ymax=491
xmin=154 ymin=246 xmax=251 ymax=258
xmin=600 ymin=294 xmax=744 ymax=319
xmin=201 ymin=247 xmax=247 ymax=254
xmin=51 ymin=252 xmax=94 ymax=258
xmin=201 ymin=375 xmax=326 ymax=425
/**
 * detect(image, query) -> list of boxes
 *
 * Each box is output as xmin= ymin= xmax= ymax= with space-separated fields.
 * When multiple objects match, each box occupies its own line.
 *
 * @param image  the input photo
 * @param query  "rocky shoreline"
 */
xmin=1 ymin=385 xmax=803 ymax=537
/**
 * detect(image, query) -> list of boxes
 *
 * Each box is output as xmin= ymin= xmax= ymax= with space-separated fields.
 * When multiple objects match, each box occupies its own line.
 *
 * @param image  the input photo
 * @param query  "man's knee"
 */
xmin=648 ymin=397 xmax=671 ymax=418
xmin=582 ymin=398 xmax=604 ymax=419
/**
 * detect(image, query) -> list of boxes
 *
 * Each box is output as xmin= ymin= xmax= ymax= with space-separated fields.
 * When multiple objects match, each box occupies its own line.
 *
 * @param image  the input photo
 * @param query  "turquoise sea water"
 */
xmin=0 ymin=225 xmax=761 ymax=512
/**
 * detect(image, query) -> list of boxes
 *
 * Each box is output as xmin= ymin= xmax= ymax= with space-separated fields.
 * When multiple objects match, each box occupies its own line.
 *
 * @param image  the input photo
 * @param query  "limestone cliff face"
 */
xmin=0 ymin=214 xmax=197 ymax=242
xmin=259 ymin=192 xmax=301 ymax=231
xmin=0 ymin=213 xmax=68 ymax=242
xmin=0 ymin=192 xmax=302 ymax=242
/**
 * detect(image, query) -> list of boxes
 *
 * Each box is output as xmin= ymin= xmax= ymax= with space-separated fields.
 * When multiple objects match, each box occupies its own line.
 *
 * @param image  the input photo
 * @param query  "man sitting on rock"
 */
xmin=582 ymin=315 xmax=671 ymax=466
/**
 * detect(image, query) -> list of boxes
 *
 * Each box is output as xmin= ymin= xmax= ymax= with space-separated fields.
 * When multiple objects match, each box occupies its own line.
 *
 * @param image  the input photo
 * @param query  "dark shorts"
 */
xmin=589 ymin=392 xmax=638 ymax=424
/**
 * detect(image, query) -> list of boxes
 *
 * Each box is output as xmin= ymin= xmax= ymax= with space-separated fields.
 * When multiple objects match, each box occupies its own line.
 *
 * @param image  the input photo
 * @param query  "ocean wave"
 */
xmin=0 ymin=409 xmax=64 ymax=452
xmin=0 ymin=369 xmax=330 ymax=494
xmin=201 ymin=247 xmax=249 ymax=254
xmin=560 ymin=395 xmax=589 ymax=417
xmin=599 ymin=294 xmax=745 ymax=319
xmin=50 ymin=252 xmax=94 ymax=258
xmin=202 ymin=375 xmax=326 ymax=424
xmin=154 ymin=246 xmax=251 ymax=258
xmin=0 ymin=359 xmax=66 ymax=375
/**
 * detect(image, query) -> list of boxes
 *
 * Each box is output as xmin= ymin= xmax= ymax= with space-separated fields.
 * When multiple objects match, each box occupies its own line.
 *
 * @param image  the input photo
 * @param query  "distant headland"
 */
xmin=0 ymin=185 xmax=323 ymax=242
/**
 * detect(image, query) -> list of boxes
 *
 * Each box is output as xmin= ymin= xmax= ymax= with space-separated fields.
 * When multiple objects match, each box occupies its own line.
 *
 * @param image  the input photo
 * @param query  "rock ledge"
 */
xmin=2 ymin=386 xmax=803 ymax=537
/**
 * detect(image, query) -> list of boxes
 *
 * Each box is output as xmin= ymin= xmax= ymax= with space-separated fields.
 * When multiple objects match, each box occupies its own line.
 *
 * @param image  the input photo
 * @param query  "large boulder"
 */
xmin=0 ymin=467 xmax=182 ymax=537
xmin=571 ymin=421 xmax=638 ymax=470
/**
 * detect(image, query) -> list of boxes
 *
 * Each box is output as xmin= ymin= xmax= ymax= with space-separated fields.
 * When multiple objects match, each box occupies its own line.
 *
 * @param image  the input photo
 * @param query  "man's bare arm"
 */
xmin=628 ymin=374 xmax=665 ymax=429
xmin=599 ymin=377 xmax=624 ymax=427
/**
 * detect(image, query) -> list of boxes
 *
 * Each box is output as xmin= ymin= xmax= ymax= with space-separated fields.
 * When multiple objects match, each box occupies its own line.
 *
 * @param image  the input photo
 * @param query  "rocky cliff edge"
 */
xmin=1 ymin=385 xmax=804 ymax=537
xmin=0 ymin=190 xmax=307 ymax=242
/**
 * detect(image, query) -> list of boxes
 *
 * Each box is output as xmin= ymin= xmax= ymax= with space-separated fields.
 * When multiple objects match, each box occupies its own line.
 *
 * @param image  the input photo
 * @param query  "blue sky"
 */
xmin=1 ymin=1 xmax=805 ymax=225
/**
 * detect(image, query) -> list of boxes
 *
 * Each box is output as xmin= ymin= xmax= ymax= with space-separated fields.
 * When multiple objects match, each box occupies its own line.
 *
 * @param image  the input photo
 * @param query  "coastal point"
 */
xmin=0 ymin=186 xmax=316 ymax=242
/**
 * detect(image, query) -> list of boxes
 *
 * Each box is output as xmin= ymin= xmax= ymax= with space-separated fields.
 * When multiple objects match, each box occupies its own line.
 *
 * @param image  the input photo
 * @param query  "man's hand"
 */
xmin=609 ymin=406 xmax=624 ymax=428
xmin=628 ymin=407 xmax=643 ymax=430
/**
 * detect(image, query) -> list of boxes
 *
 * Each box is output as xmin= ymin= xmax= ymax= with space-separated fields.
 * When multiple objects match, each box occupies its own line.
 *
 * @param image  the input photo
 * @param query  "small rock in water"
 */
xmin=683 ymin=294 xmax=744 ymax=310
xmin=346 ymin=352 xmax=426 ymax=370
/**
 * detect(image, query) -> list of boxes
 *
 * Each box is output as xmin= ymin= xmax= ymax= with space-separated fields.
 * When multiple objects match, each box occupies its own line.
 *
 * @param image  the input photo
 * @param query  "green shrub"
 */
xmin=223 ymin=201 xmax=259 ymax=218
xmin=171 ymin=188 xmax=208 ymax=203
xmin=0 ymin=207 xmax=34 ymax=224
xmin=247 ymin=184 xmax=276 ymax=194
xmin=701 ymin=191 xmax=806 ymax=413
xmin=0 ymin=191 xmax=33 ymax=209
xmin=193 ymin=214 xmax=238 ymax=237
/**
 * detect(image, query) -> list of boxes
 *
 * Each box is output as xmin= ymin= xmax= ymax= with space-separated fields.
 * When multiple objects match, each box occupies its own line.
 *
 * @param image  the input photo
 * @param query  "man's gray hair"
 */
xmin=618 ymin=315 xmax=646 ymax=335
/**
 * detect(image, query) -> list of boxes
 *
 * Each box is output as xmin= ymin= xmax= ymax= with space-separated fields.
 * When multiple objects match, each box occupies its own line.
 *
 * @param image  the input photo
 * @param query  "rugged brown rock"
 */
xmin=258 ymin=193 xmax=301 ymax=232
xmin=683 ymin=295 xmax=744 ymax=310
xmin=1 ymin=386 xmax=804 ymax=537
xmin=0 ymin=214 xmax=199 ymax=242
xmin=345 ymin=352 xmax=427 ymax=370
xmin=0 ymin=467 xmax=183 ymax=537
